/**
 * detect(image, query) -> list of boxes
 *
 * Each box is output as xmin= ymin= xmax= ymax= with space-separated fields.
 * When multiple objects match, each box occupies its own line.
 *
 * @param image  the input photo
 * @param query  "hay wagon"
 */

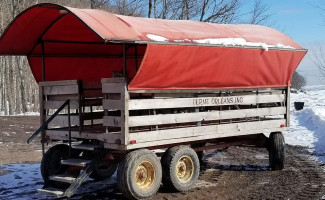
xmin=0 ymin=3 xmax=306 ymax=199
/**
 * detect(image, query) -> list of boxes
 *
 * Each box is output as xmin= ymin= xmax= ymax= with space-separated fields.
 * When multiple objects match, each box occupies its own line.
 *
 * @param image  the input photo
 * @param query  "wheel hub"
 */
xmin=176 ymin=156 xmax=194 ymax=183
xmin=135 ymin=161 xmax=155 ymax=190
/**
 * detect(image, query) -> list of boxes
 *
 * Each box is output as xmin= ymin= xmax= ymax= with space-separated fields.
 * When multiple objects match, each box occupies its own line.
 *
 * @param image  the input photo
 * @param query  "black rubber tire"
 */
xmin=89 ymin=160 xmax=118 ymax=181
xmin=269 ymin=132 xmax=286 ymax=170
xmin=191 ymin=143 xmax=206 ymax=164
xmin=41 ymin=144 xmax=80 ymax=188
xmin=161 ymin=145 xmax=200 ymax=192
xmin=117 ymin=149 xmax=162 ymax=200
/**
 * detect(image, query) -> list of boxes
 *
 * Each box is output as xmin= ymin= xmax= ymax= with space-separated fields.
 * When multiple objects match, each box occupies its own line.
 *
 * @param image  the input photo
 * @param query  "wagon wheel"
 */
xmin=161 ymin=145 xmax=200 ymax=192
xmin=89 ymin=153 xmax=118 ymax=181
xmin=269 ymin=132 xmax=285 ymax=170
xmin=117 ymin=149 xmax=162 ymax=200
xmin=41 ymin=144 xmax=81 ymax=188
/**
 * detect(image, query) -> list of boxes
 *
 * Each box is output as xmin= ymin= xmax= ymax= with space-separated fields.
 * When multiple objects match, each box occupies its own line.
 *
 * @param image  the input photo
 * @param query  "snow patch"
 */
xmin=146 ymin=34 xmax=168 ymax=42
xmin=193 ymin=38 xmax=246 ymax=46
xmin=275 ymin=43 xmax=295 ymax=49
xmin=145 ymin=35 xmax=296 ymax=51
xmin=173 ymin=39 xmax=192 ymax=43
xmin=2 ymin=132 xmax=10 ymax=136
xmin=16 ymin=112 xmax=40 ymax=116
xmin=194 ymin=180 xmax=217 ymax=188
xmin=0 ymin=163 xmax=118 ymax=199
xmin=303 ymin=85 xmax=325 ymax=91
xmin=193 ymin=38 xmax=295 ymax=51
xmin=0 ymin=112 xmax=40 ymax=116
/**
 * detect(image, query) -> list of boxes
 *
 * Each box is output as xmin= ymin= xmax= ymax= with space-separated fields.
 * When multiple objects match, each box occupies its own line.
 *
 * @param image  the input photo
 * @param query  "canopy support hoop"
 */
xmin=29 ymin=13 xmax=67 ymax=55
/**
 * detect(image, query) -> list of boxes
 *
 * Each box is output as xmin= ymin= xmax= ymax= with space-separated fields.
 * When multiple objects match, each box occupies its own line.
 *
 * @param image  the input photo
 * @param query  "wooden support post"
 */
xmin=228 ymin=92 xmax=232 ymax=123
xmin=286 ymin=87 xmax=290 ymax=127
xmin=104 ymin=93 xmax=108 ymax=133
xmin=78 ymin=80 xmax=83 ymax=133
xmin=68 ymin=100 xmax=72 ymax=157
xmin=41 ymin=41 xmax=46 ymax=81
xmin=153 ymin=109 xmax=158 ymax=130
xmin=121 ymin=83 xmax=129 ymax=145
xmin=123 ymin=43 xmax=127 ymax=77
xmin=41 ymin=41 xmax=46 ymax=155
xmin=39 ymin=85 xmax=45 ymax=155
xmin=257 ymin=90 xmax=260 ymax=121
xmin=135 ymin=45 xmax=138 ymax=71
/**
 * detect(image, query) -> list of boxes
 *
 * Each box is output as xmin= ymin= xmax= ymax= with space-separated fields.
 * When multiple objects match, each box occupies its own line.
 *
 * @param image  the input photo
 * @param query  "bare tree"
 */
xmin=147 ymin=0 xmax=240 ymax=22
xmin=309 ymin=3 xmax=325 ymax=79
xmin=146 ymin=0 xmax=272 ymax=24
xmin=198 ymin=0 xmax=240 ymax=23
xmin=246 ymin=0 xmax=273 ymax=25
xmin=110 ymin=0 xmax=145 ymax=16
xmin=90 ymin=0 xmax=110 ymax=9
xmin=311 ymin=44 xmax=325 ymax=77
xmin=291 ymin=71 xmax=306 ymax=90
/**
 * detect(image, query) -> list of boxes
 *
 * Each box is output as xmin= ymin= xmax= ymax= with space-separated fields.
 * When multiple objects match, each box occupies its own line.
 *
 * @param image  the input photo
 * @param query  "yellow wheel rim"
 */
xmin=135 ymin=161 xmax=155 ymax=190
xmin=176 ymin=155 xmax=194 ymax=183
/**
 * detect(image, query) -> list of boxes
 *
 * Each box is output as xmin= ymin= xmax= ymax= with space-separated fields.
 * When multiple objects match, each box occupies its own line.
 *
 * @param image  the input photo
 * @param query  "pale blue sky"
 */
xmin=267 ymin=0 xmax=325 ymax=45
xmin=261 ymin=0 xmax=325 ymax=85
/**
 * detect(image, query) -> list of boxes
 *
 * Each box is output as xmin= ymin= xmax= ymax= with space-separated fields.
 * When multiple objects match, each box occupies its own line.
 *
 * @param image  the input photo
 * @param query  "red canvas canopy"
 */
xmin=0 ymin=3 xmax=306 ymax=90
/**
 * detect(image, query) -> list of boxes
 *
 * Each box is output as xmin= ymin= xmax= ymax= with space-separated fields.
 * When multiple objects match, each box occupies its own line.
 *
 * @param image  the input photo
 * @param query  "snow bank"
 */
xmin=284 ymin=88 xmax=325 ymax=163
xmin=303 ymin=85 xmax=325 ymax=91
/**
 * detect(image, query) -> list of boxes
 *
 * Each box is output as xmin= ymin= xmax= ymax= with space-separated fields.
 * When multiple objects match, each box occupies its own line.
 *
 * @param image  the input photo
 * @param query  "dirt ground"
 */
xmin=0 ymin=116 xmax=42 ymax=165
xmin=1 ymin=116 xmax=325 ymax=200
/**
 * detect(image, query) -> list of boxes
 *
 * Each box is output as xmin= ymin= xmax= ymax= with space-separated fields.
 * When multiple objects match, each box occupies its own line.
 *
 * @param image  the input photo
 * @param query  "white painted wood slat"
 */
xmin=44 ymin=100 xmax=79 ymax=109
xmin=102 ymin=99 xmax=124 ymax=110
xmin=45 ymin=130 xmax=121 ymax=142
xmin=128 ymin=94 xmax=285 ymax=110
xmin=43 ymin=85 xmax=79 ymax=95
xmin=102 ymin=83 xmax=125 ymax=93
xmin=103 ymin=116 xmax=122 ymax=127
xmin=129 ymin=119 xmax=286 ymax=143
xmin=46 ymin=115 xmax=80 ymax=126
xmin=128 ymin=107 xmax=286 ymax=127
xmin=127 ymin=127 xmax=288 ymax=149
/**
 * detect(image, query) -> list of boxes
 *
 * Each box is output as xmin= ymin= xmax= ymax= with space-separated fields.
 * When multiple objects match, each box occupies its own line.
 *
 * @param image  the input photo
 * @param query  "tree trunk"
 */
xmin=148 ymin=0 xmax=152 ymax=18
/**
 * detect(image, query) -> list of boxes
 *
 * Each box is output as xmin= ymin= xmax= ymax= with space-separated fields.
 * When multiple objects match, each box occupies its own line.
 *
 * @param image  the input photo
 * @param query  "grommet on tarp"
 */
xmin=294 ymin=102 xmax=305 ymax=111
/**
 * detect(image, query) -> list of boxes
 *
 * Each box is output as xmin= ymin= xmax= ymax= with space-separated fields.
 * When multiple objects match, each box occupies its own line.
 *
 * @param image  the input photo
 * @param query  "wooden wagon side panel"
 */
xmin=102 ymin=78 xmax=128 ymax=148
xmin=123 ymin=88 xmax=288 ymax=150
